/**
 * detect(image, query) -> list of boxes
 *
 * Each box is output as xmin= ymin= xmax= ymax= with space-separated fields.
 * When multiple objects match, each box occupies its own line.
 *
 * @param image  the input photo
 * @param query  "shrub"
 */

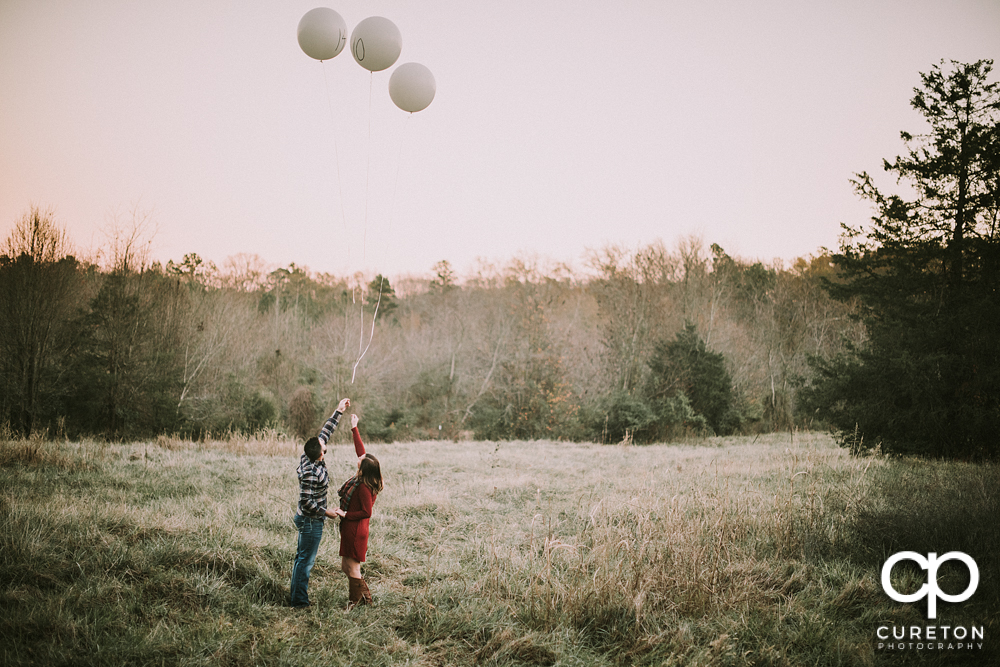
xmin=587 ymin=390 xmax=656 ymax=443
xmin=649 ymin=391 xmax=708 ymax=441
xmin=645 ymin=322 xmax=736 ymax=435
xmin=359 ymin=406 xmax=411 ymax=443
xmin=407 ymin=368 xmax=454 ymax=430
xmin=468 ymin=357 xmax=580 ymax=442
xmin=193 ymin=375 xmax=280 ymax=436
xmin=287 ymin=385 xmax=318 ymax=440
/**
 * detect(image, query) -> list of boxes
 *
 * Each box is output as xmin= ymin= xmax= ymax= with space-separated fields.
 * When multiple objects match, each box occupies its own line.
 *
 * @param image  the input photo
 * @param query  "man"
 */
xmin=289 ymin=397 xmax=350 ymax=608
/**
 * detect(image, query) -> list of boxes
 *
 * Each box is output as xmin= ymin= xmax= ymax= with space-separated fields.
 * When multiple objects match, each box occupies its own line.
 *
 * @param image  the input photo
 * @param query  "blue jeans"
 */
xmin=290 ymin=514 xmax=324 ymax=607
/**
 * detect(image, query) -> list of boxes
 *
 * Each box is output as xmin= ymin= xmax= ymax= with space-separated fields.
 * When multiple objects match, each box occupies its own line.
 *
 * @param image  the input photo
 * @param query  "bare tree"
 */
xmin=585 ymin=241 xmax=680 ymax=392
xmin=220 ymin=253 xmax=271 ymax=292
xmin=0 ymin=206 xmax=82 ymax=434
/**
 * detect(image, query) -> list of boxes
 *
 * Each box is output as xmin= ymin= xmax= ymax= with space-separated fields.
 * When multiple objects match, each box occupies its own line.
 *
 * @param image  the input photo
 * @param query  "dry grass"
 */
xmin=1 ymin=430 xmax=997 ymax=666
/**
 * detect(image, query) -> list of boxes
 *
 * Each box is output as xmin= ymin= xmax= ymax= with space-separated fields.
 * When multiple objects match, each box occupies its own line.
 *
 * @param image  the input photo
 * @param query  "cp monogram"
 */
xmin=881 ymin=551 xmax=979 ymax=619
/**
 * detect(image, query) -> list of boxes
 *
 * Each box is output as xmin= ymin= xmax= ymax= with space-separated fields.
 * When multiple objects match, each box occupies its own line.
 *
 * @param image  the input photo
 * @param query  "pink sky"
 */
xmin=1 ymin=0 xmax=998 ymax=280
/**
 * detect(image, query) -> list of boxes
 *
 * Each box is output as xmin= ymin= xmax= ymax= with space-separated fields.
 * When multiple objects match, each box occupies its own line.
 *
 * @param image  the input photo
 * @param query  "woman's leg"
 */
xmin=342 ymin=556 xmax=372 ymax=607
xmin=341 ymin=556 xmax=362 ymax=579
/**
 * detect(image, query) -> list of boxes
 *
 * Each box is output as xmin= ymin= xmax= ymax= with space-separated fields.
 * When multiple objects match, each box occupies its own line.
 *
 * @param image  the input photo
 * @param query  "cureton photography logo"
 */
xmin=876 ymin=551 xmax=985 ymax=653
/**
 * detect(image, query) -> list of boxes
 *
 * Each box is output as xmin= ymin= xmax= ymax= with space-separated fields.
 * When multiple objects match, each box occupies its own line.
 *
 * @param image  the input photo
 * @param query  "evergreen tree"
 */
xmin=366 ymin=274 xmax=398 ymax=320
xmin=69 ymin=267 xmax=185 ymax=438
xmin=429 ymin=260 xmax=457 ymax=292
xmin=801 ymin=60 xmax=1000 ymax=459
xmin=646 ymin=322 xmax=734 ymax=435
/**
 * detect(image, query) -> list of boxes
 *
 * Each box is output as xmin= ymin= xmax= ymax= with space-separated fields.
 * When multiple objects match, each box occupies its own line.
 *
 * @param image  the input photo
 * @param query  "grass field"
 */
xmin=1 ymin=430 xmax=997 ymax=666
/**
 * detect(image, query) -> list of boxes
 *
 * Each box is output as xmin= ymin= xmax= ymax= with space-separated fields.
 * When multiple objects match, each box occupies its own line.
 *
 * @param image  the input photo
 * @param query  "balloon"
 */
xmin=297 ymin=8 xmax=347 ymax=61
xmin=389 ymin=63 xmax=436 ymax=113
xmin=351 ymin=16 xmax=402 ymax=72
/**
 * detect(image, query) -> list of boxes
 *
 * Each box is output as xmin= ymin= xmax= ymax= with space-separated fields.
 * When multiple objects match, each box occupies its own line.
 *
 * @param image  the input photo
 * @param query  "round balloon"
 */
xmin=297 ymin=8 xmax=347 ymax=61
xmin=389 ymin=63 xmax=436 ymax=113
xmin=351 ymin=16 xmax=402 ymax=72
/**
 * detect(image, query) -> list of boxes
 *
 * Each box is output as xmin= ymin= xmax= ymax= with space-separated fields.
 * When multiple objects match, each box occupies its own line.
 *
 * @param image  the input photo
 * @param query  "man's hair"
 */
xmin=304 ymin=437 xmax=322 ymax=462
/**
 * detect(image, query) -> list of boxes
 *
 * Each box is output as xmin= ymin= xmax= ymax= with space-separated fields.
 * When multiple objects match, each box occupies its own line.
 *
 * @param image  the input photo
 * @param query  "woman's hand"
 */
xmin=333 ymin=508 xmax=346 ymax=518
xmin=351 ymin=413 xmax=359 ymax=429
xmin=337 ymin=398 xmax=350 ymax=413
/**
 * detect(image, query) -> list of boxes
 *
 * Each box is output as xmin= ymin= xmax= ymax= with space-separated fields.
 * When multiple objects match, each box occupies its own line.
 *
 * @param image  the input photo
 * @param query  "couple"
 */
xmin=290 ymin=398 xmax=383 ymax=609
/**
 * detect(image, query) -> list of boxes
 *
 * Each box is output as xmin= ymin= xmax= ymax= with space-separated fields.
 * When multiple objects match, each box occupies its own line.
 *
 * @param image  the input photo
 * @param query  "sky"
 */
xmin=1 ymin=0 xmax=998 ymax=281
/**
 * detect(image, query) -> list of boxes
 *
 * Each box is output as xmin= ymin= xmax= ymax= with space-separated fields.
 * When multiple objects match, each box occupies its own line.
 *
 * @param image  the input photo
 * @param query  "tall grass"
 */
xmin=1 ymin=431 xmax=997 ymax=666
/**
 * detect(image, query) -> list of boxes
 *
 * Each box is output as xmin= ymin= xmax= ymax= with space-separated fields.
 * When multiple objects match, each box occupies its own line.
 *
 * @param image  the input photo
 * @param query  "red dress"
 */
xmin=339 ymin=427 xmax=376 ymax=562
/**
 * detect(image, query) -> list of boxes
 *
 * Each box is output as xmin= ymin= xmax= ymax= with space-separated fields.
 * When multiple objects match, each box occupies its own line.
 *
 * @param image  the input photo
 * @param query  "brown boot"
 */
xmin=348 ymin=577 xmax=364 ymax=609
xmin=358 ymin=577 xmax=373 ymax=606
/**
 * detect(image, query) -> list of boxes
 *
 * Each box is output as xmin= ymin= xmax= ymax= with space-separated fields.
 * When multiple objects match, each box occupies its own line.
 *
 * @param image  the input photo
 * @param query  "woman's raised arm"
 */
xmin=350 ymin=413 xmax=365 ymax=457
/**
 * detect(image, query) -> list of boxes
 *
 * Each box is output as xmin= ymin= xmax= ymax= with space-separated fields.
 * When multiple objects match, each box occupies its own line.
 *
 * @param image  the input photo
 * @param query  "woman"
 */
xmin=332 ymin=412 xmax=383 ymax=608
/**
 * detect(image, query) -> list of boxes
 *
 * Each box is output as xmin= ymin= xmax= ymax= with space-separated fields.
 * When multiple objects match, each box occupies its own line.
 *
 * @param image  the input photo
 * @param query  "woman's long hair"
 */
xmin=359 ymin=454 xmax=383 ymax=495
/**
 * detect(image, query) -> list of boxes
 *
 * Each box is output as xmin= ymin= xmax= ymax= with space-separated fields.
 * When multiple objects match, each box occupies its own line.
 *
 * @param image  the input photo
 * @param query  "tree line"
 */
xmin=3 ymin=59 xmax=996 ymax=459
xmin=0 ymin=210 xmax=860 ymax=444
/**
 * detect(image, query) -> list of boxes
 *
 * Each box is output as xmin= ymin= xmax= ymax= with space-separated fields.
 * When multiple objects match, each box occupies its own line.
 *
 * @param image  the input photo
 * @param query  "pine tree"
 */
xmin=646 ymin=322 xmax=734 ymax=436
xmin=802 ymin=60 xmax=1000 ymax=459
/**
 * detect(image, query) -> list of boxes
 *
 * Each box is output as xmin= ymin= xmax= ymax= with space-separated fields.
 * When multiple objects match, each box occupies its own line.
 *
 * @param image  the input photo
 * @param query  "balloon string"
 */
xmin=352 ymin=275 xmax=384 ymax=383
xmin=354 ymin=112 xmax=411 ymax=383
xmin=385 ymin=114 xmax=411 ymax=254
xmin=375 ymin=112 xmax=412 ymax=274
xmin=320 ymin=60 xmax=365 ymax=380
xmin=353 ymin=72 xmax=375 ymax=383
xmin=363 ymin=71 xmax=374 ymax=263
xmin=321 ymin=62 xmax=351 ymax=268
xmin=356 ymin=277 xmax=365 ymax=376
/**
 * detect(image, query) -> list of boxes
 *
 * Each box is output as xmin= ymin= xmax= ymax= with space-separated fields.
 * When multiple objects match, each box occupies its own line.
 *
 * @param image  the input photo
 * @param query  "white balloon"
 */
xmin=351 ymin=16 xmax=402 ymax=72
xmin=297 ymin=8 xmax=347 ymax=61
xmin=389 ymin=63 xmax=436 ymax=113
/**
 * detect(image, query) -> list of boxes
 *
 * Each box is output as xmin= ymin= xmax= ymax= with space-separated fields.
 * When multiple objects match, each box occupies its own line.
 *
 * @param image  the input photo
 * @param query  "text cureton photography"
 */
xmin=876 ymin=624 xmax=984 ymax=652
xmin=876 ymin=550 xmax=987 ymax=654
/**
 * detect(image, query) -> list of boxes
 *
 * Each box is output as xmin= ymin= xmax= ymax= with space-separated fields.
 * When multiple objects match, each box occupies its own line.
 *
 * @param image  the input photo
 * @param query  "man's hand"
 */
xmin=351 ymin=413 xmax=359 ymax=429
xmin=337 ymin=398 xmax=350 ymax=413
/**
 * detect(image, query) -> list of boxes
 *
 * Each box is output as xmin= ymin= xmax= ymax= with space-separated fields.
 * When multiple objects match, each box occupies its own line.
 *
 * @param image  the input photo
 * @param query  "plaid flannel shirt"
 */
xmin=296 ymin=411 xmax=341 ymax=519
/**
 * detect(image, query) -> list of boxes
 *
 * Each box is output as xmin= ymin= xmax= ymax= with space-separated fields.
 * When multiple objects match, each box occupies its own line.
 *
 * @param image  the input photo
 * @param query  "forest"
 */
xmin=0 ymin=210 xmax=861 ymax=444
xmin=5 ymin=58 xmax=997 ymax=457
